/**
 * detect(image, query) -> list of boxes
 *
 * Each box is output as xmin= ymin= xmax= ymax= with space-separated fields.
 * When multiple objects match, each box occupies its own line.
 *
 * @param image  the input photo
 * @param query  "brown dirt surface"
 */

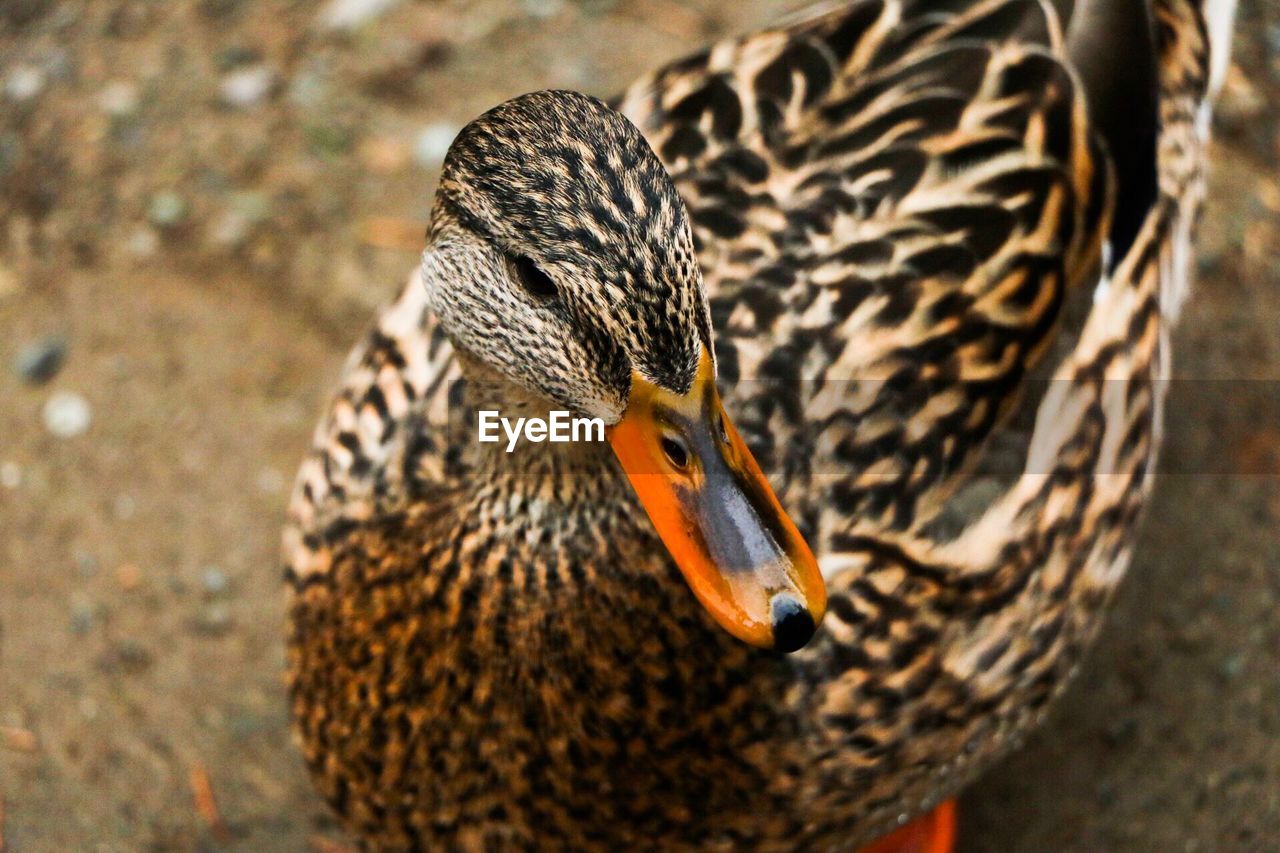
xmin=1 ymin=1 xmax=1277 ymax=850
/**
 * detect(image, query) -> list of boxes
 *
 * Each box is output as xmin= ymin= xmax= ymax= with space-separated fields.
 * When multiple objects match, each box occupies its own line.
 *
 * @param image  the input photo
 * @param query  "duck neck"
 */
xmin=444 ymin=354 xmax=761 ymax=667
xmin=439 ymin=358 xmax=754 ymax=692
xmin=458 ymin=356 xmax=627 ymax=514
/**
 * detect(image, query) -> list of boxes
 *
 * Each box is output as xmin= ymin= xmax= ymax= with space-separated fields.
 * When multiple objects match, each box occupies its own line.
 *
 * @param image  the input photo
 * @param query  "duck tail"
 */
xmin=1055 ymin=0 xmax=1233 ymax=270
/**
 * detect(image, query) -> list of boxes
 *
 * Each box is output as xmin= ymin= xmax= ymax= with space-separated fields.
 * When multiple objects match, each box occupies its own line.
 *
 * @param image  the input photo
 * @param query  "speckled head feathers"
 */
xmin=424 ymin=90 xmax=712 ymax=417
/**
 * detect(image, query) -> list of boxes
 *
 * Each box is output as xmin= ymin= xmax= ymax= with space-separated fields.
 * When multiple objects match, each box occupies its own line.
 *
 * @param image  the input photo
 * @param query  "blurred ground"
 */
xmin=0 ymin=1 xmax=1277 ymax=850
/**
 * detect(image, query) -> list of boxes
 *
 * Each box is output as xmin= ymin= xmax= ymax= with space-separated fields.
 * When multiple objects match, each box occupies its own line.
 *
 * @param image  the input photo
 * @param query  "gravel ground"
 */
xmin=1 ymin=1 xmax=1277 ymax=850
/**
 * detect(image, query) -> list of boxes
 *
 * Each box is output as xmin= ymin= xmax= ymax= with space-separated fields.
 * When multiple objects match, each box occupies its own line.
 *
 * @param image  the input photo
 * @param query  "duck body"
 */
xmin=285 ymin=0 xmax=1228 ymax=847
xmin=288 ymin=393 xmax=979 ymax=848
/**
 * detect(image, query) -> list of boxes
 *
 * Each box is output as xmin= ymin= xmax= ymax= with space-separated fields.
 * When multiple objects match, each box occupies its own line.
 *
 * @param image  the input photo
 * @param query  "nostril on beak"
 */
xmin=770 ymin=593 xmax=816 ymax=653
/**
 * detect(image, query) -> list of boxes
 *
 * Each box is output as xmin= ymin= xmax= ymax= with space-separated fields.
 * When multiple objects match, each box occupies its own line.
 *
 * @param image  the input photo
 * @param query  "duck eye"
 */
xmin=660 ymin=435 xmax=689 ymax=470
xmin=509 ymin=255 xmax=558 ymax=300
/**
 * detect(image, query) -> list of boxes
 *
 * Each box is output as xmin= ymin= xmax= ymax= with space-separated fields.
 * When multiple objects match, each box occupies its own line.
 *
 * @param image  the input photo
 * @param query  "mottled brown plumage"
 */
xmin=284 ymin=0 xmax=1229 ymax=848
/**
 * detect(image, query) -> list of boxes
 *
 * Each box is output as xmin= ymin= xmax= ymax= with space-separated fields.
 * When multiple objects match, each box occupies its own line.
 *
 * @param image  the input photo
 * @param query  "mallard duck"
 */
xmin=283 ymin=0 xmax=1231 ymax=848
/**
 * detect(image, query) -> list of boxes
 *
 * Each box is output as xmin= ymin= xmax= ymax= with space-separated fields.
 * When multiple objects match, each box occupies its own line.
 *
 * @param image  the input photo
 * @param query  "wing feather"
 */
xmin=618 ymin=0 xmax=1111 ymax=542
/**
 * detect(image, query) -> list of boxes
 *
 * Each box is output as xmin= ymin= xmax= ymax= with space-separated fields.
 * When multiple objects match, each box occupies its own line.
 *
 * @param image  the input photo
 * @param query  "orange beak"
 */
xmin=607 ymin=350 xmax=826 ymax=652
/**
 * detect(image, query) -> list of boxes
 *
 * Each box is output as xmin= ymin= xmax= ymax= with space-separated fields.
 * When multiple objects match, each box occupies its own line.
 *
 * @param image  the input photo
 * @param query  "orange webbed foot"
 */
xmin=859 ymin=800 xmax=956 ymax=853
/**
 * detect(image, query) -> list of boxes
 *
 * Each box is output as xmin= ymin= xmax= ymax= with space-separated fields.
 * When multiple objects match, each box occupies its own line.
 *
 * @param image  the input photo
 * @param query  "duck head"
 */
xmin=421 ymin=90 xmax=825 ymax=652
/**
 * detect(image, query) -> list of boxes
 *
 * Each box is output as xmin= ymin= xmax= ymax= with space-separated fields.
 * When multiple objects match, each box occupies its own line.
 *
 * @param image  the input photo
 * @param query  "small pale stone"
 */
xmin=208 ymin=210 xmax=251 ymax=247
xmin=126 ymin=227 xmax=160 ymax=257
xmin=201 ymin=566 xmax=230 ymax=596
xmin=5 ymin=65 xmax=46 ymax=102
xmin=219 ymin=65 xmax=277 ymax=108
xmin=413 ymin=122 xmax=458 ymax=168
xmin=98 ymin=80 xmax=139 ymax=116
xmin=320 ymin=0 xmax=403 ymax=30
xmin=43 ymin=391 xmax=91 ymax=438
xmin=0 ymin=461 xmax=20 ymax=489
xmin=148 ymin=191 xmax=189 ymax=228
xmin=523 ymin=0 xmax=565 ymax=19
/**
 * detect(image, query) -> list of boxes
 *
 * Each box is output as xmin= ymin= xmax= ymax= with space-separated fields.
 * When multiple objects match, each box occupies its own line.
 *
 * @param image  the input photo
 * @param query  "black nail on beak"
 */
xmin=769 ymin=593 xmax=816 ymax=653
